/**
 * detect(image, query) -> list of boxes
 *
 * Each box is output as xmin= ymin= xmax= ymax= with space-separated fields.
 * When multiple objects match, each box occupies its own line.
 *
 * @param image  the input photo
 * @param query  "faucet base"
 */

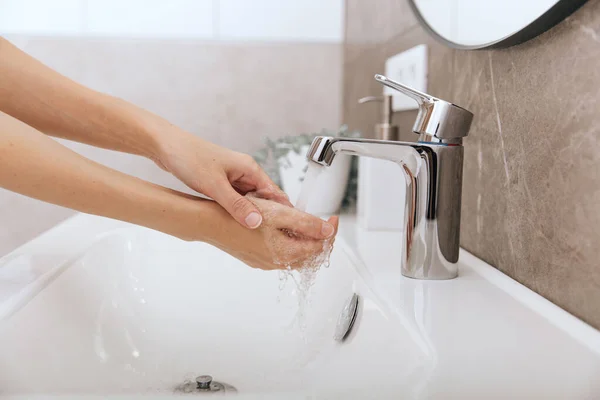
xmin=401 ymin=266 xmax=458 ymax=280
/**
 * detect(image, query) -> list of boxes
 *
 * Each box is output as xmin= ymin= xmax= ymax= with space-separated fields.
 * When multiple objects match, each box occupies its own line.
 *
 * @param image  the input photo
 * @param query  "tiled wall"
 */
xmin=0 ymin=1 xmax=343 ymax=256
xmin=0 ymin=0 xmax=344 ymax=41
xmin=343 ymin=0 xmax=600 ymax=329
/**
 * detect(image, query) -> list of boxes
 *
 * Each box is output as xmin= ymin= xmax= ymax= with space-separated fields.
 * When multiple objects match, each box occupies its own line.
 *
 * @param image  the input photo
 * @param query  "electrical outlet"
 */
xmin=384 ymin=44 xmax=428 ymax=112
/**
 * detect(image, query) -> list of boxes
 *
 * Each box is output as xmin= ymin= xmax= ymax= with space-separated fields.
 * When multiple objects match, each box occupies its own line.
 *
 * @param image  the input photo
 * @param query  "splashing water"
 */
xmin=277 ymin=237 xmax=334 ymax=336
xmin=246 ymin=162 xmax=334 ymax=337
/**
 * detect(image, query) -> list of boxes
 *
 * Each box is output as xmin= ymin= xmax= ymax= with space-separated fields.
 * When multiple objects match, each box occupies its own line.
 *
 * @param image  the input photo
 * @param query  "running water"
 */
xmin=247 ymin=162 xmax=334 ymax=338
xmin=294 ymin=163 xmax=324 ymax=212
xmin=279 ymin=162 xmax=333 ymax=338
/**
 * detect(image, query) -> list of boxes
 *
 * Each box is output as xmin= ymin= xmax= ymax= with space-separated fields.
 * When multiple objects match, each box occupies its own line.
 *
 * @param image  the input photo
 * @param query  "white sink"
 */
xmin=0 ymin=214 xmax=599 ymax=399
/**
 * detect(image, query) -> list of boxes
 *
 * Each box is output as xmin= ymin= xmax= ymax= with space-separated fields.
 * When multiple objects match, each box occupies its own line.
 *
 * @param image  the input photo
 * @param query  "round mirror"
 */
xmin=409 ymin=0 xmax=588 ymax=49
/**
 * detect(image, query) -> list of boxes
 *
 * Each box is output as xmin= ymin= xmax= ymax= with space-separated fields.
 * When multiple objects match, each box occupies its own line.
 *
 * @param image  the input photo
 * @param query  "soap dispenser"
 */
xmin=356 ymin=95 xmax=406 ymax=231
xmin=357 ymin=95 xmax=398 ymax=141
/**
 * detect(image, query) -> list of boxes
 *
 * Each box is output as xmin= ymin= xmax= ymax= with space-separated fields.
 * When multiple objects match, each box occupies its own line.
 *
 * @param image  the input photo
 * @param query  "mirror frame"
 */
xmin=408 ymin=0 xmax=588 ymax=50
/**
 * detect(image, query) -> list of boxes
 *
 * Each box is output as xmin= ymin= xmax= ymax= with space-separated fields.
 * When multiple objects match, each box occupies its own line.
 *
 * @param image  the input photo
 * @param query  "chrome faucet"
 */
xmin=307 ymin=75 xmax=473 ymax=280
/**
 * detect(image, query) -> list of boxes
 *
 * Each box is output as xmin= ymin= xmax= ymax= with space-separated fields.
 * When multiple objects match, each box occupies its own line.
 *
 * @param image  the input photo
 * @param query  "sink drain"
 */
xmin=175 ymin=375 xmax=237 ymax=394
xmin=334 ymin=293 xmax=360 ymax=342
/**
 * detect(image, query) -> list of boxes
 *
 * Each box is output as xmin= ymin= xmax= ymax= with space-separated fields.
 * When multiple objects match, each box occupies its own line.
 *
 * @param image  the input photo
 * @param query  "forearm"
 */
xmin=0 ymin=37 xmax=168 ymax=161
xmin=0 ymin=111 xmax=216 ymax=241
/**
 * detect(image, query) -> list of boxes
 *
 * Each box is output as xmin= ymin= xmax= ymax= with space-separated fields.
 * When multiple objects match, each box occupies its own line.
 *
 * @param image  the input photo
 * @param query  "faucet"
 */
xmin=307 ymin=75 xmax=473 ymax=280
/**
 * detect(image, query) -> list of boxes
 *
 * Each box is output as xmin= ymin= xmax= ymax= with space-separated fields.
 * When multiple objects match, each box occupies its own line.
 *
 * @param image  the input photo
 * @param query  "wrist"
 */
xmin=140 ymin=187 xmax=220 ymax=243
xmin=138 ymin=113 xmax=190 ymax=170
xmin=104 ymin=96 xmax=169 ymax=163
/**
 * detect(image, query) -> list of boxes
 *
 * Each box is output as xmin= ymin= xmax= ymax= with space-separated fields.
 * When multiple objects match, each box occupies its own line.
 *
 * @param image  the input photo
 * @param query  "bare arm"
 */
xmin=0 ymin=37 xmax=162 ymax=160
xmin=0 ymin=111 xmax=211 ymax=241
xmin=0 ymin=37 xmax=307 ymax=231
xmin=0 ymin=111 xmax=336 ymax=270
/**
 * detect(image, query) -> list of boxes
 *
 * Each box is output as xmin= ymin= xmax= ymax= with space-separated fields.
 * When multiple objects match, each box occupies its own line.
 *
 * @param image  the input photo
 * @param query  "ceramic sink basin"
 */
xmin=0 ymin=214 xmax=599 ymax=399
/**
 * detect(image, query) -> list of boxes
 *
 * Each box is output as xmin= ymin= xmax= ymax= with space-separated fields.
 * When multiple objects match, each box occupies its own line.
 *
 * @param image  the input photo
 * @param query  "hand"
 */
xmin=155 ymin=126 xmax=291 ymax=229
xmin=205 ymin=196 xmax=339 ymax=270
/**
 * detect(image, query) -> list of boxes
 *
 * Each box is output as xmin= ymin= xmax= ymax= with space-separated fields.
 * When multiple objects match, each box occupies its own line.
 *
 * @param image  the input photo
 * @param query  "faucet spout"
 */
xmin=308 ymin=136 xmax=421 ymax=170
xmin=307 ymin=136 xmax=464 ymax=280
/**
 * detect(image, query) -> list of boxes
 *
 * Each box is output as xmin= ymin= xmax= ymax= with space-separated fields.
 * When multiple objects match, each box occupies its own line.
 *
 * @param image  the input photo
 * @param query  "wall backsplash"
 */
xmin=0 ymin=36 xmax=342 ymax=256
xmin=343 ymin=0 xmax=600 ymax=328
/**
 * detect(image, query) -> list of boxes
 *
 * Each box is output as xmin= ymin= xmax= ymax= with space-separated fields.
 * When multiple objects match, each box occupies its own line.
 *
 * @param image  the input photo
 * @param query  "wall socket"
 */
xmin=384 ymin=44 xmax=428 ymax=112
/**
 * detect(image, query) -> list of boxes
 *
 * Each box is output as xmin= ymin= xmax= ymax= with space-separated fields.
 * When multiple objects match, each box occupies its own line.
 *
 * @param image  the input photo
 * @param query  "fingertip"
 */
xmin=328 ymin=215 xmax=339 ymax=226
xmin=321 ymin=222 xmax=335 ymax=238
xmin=211 ymin=184 xmax=264 ymax=230
xmin=244 ymin=211 xmax=263 ymax=229
xmin=327 ymin=216 xmax=340 ymax=236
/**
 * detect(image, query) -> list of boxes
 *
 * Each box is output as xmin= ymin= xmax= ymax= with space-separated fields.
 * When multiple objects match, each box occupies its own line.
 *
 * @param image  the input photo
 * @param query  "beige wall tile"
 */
xmin=345 ymin=0 xmax=417 ymax=46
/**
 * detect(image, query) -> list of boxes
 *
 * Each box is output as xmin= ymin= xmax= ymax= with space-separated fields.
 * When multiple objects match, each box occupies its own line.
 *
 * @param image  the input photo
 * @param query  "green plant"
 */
xmin=253 ymin=125 xmax=361 ymax=211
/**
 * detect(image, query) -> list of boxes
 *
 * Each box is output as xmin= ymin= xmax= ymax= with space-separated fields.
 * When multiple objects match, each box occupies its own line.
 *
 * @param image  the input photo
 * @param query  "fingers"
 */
xmin=277 ymin=236 xmax=328 ymax=269
xmin=253 ymin=216 xmax=339 ymax=271
xmin=259 ymin=187 xmax=293 ymax=207
xmin=209 ymin=182 xmax=263 ymax=229
xmin=248 ymin=164 xmax=293 ymax=207
xmin=268 ymin=215 xmax=339 ymax=270
xmin=277 ymin=209 xmax=336 ymax=240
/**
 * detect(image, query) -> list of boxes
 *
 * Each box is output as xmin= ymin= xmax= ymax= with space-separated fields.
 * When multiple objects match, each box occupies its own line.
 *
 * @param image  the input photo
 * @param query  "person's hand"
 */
xmin=203 ymin=196 xmax=339 ymax=270
xmin=154 ymin=126 xmax=291 ymax=229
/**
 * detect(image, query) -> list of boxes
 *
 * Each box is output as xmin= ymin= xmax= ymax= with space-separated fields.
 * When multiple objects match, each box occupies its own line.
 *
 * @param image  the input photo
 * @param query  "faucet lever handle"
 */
xmin=374 ymin=74 xmax=473 ymax=142
xmin=374 ymin=75 xmax=434 ymax=105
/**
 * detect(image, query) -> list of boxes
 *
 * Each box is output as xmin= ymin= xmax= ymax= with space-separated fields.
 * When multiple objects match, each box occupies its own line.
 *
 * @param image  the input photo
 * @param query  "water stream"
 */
xmin=294 ymin=163 xmax=324 ymax=212
xmin=278 ymin=162 xmax=333 ymax=339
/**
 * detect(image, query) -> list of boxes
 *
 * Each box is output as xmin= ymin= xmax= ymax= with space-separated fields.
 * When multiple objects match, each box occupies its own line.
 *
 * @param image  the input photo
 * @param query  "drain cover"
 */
xmin=334 ymin=293 xmax=360 ymax=341
xmin=196 ymin=375 xmax=214 ymax=390
xmin=174 ymin=375 xmax=237 ymax=394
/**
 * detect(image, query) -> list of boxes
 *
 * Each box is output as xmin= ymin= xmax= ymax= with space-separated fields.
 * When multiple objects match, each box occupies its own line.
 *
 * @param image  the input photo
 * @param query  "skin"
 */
xmin=0 ymin=37 xmax=337 ymax=270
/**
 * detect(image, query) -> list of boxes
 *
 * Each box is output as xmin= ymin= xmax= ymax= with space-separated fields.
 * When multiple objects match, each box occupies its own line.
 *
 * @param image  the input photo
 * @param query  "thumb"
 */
xmin=327 ymin=215 xmax=339 ymax=233
xmin=210 ymin=184 xmax=263 ymax=229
